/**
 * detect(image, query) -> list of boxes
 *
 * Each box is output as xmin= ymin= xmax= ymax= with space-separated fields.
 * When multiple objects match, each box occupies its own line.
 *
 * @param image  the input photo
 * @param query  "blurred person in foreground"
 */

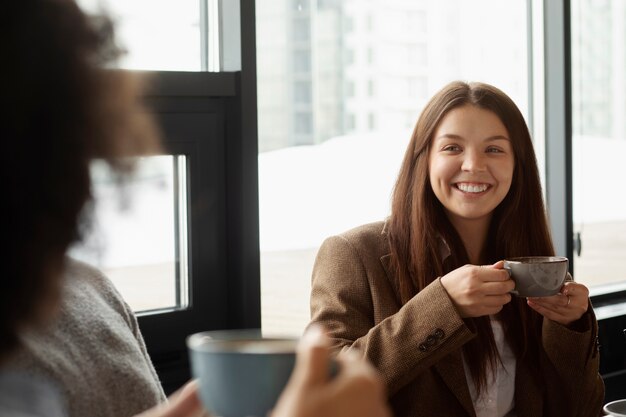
xmin=0 ymin=1 xmax=391 ymax=417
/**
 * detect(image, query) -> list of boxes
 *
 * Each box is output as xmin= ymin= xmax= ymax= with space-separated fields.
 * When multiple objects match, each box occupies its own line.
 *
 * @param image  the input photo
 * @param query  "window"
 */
xmin=293 ymin=17 xmax=311 ymax=42
xmin=294 ymin=50 xmax=312 ymax=72
xmin=410 ymin=10 xmax=427 ymax=33
xmin=346 ymin=113 xmax=356 ymax=130
xmin=344 ymin=16 xmax=354 ymax=32
xmin=77 ymin=0 xmax=202 ymax=71
xmin=367 ymin=79 xmax=375 ymax=97
xmin=256 ymin=0 xmax=529 ymax=336
xmin=563 ymin=0 xmax=626 ymax=400
xmin=345 ymin=49 xmax=355 ymax=65
xmin=346 ymin=81 xmax=355 ymax=97
xmin=408 ymin=43 xmax=428 ymax=67
xmin=294 ymin=81 xmax=312 ymax=103
xmin=368 ymin=113 xmax=376 ymax=130
xmin=367 ymin=47 xmax=375 ymax=64
xmin=366 ymin=14 xmax=375 ymax=31
xmin=409 ymin=77 xmax=428 ymax=99
xmin=294 ymin=113 xmax=313 ymax=134
xmin=571 ymin=0 xmax=626 ymax=291
xmin=293 ymin=0 xmax=310 ymax=12
xmin=71 ymin=156 xmax=189 ymax=313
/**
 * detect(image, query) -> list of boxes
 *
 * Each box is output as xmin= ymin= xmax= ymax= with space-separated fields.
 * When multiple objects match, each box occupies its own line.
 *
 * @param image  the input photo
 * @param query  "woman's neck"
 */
xmin=449 ymin=216 xmax=491 ymax=265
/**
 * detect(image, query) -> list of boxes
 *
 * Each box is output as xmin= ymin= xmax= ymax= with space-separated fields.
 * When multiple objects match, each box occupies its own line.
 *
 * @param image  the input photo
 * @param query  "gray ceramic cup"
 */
xmin=503 ymin=256 xmax=569 ymax=297
xmin=187 ymin=329 xmax=297 ymax=417
xmin=604 ymin=399 xmax=626 ymax=417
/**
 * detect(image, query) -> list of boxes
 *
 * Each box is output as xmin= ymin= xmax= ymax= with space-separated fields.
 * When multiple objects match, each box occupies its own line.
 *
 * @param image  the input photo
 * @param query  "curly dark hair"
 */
xmin=1 ymin=0 xmax=160 ymax=360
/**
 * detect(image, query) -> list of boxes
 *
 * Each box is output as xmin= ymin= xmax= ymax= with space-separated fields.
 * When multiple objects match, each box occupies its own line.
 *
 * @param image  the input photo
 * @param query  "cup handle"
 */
xmin=503 ymin=265 xmax=519 ymax=295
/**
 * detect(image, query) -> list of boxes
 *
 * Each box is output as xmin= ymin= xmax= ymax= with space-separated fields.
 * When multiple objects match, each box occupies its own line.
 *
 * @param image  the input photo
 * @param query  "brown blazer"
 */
xmin=310 ymin=221 xmax=604 ymax=417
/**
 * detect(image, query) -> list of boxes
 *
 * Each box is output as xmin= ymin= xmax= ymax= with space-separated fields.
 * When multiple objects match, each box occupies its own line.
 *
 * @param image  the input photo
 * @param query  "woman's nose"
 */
xmin=461 ymin=150 xmax=486 ymax=172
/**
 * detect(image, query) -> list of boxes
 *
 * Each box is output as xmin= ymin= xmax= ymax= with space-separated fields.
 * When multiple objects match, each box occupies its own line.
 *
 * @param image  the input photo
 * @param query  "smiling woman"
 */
xmin=309 ymin=81 xmax=604 ymax=417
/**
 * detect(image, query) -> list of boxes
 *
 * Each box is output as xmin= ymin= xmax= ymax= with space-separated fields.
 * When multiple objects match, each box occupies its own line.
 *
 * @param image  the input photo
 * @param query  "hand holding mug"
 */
xmin=272 ymin=326 xmax=391 ymax=417
xmin=526 ymin=280 xmax=590 ymax=326
xmin=440 ymin=261 xmax=515 ymax=318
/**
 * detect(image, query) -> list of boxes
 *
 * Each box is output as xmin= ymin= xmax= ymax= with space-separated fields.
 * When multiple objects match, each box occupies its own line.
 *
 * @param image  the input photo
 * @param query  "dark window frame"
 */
xmin=134 ymin=2 xmax=261 ymax=387
xmin=543 ymin=0 xmax=626 ymax=402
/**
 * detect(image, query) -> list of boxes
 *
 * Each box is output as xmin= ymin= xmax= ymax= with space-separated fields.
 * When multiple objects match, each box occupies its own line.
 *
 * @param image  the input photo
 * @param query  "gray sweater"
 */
xmin=9 ymin=258 xmax=166 ymax=417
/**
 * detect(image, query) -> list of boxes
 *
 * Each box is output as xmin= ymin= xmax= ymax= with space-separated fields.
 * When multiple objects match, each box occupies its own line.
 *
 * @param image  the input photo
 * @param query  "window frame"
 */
xmin=135 ymin=66 xmax=261 ymax=393
xmin=543 ymin=0 xmax=626 ymax=402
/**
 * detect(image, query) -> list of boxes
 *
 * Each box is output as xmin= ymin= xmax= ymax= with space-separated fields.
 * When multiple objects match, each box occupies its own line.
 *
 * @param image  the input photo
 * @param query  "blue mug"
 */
xmin=187 ymin=329 xmax=297 ymax=417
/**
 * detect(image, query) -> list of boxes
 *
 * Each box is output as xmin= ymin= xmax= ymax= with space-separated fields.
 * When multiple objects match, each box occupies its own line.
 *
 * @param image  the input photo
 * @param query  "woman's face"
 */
xmin=428 ymin=104 xmax=515 ymax=230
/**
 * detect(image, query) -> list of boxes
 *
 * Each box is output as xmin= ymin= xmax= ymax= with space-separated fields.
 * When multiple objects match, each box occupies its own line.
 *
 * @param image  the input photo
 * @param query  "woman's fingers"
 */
xmin=480 ymin=267 xmax=512 ymax=282
xmin=441 ymin=264 xmax=516 ymax=318
xmin=562 ymin=281 xmax=589 ymax=298
xmin=293 ymin=325 xmax=332 ymax=386
xmin=482 ymin=280 xmax=516 ymax=295
xmin=483 ymin=293 xmax=513 ymax=306
xmin=491 ymin=260 xmax=505 ymax=269
xmin=526 ymin=298 xmax=571 ymax=323
xmin=527 ymin=282 xmax=589 ymax=325
xmin=328 ymin=350 xmax=391 ymax=417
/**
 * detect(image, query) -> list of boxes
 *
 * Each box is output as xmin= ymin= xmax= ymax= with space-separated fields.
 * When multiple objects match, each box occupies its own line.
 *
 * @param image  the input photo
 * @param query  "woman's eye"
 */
xmin=486 ymin=147 xmax=503 ymax=153
xmin=443 ymin=145 xmax=460 ymax=152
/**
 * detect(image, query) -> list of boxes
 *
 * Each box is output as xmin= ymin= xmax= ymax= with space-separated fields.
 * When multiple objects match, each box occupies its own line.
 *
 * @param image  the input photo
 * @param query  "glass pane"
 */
xmin=257 ymin=0 xmax=530 ymax=336
xmin=77 ymin=0 xmax=201 ymax=71
xmin=571 ymin=0 xmax=626 ymax=290
xmin=70 ymin=156 xmax=189 ymax=313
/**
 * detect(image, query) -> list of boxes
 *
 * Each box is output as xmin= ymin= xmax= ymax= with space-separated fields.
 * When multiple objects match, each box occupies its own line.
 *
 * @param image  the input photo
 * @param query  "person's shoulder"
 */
xmin=64 ymin=257 xmax=107 ymax=282
xmin=329 ymin=221 xmax=389 ymax=256
xmin=339 ymin=221 xmax=386 ymax=241
xmin=62 ymin=257 xmax=125 ymax=307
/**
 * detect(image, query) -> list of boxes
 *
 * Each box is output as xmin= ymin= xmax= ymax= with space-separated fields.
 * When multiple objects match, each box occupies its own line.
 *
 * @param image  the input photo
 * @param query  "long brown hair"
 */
xmin=388 ymin=81 xmax=554 ymax=393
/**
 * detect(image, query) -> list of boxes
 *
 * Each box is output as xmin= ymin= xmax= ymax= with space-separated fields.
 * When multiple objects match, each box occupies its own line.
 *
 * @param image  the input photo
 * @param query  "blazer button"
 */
xmin=418 ymin=343 xmax=428 ymax=352
xmin=434 ymin=328 xmax=445 ymax=339
xmin=426 ymin=335 xmax=437 ymax=347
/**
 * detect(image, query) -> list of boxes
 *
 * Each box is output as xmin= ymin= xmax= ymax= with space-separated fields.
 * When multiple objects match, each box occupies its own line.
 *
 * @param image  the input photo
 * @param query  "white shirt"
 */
xmin=462 ymin=318 xmax=517 ymax=417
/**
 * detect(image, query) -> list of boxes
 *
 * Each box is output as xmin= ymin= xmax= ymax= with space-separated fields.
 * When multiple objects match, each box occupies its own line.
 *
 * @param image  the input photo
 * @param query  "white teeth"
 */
xmin=456 ymin=183 xmax=488 ymax=193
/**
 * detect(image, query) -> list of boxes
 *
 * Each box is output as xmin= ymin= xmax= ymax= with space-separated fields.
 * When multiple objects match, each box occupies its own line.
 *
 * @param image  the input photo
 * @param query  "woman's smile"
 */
xmin=454 ymin=182 xmax=491 ymax=194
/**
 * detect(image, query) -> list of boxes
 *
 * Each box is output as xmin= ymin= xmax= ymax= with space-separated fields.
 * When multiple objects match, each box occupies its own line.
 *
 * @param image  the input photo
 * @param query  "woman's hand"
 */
xmin=134 ymin=380 xmax=208 ymax=417
xmin=272 ymin=326 xmax=391 ymax=417
xmin=526 ymin=281 xmax=589 ymax=326
xmin=440 ymin=261 xmax=515 ymax=318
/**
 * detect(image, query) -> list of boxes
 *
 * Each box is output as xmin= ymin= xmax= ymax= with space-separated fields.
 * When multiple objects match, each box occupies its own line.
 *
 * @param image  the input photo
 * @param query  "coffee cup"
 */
xmin=604 ymin=399 xmax=626 ymax=416
xmin=503 ymin=256 xmax=569 ymax=297
xmin=187 ymin=329 xmax=297 ymax=417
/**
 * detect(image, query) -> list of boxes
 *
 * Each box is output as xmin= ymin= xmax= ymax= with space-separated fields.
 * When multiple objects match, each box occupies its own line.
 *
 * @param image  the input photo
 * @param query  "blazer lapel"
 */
xmin=434 ymin=351 xmax=476 ymax=417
